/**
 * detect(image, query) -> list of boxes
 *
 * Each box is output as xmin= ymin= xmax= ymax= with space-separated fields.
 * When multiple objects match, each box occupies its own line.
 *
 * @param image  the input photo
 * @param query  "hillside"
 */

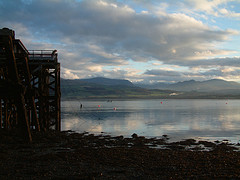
xmin=80 ymin=77 xmax=134 ymax=86
xmin=61 ymin=78 xmax=173 ymax=99
xmin=136 ymin=79 xmax=240 ymax=94
xmin=61 ymin=78 xmax=240 ymax=99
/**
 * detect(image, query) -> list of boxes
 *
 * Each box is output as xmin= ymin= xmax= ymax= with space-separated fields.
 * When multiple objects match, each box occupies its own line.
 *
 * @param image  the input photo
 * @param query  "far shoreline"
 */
xmin=61 ymin=96 xmax=240 ymax=101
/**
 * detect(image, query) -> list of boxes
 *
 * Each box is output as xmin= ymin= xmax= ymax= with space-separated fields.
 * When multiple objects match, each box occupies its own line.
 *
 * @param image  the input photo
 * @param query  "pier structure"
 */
xmin=0 ymin=28 xmax=61 ymax=141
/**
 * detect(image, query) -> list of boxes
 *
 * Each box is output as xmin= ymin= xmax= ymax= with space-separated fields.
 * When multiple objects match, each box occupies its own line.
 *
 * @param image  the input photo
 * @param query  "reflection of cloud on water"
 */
xmin=78 ymin=111 xmax=133 ymax=121
xmin=191 ymin=121 xmax=203 ymax=131
xmin=62 ymin=117 xmax=79 ymax=130
xmin=160 ymin=124 xmax=190 ymax=131
xmin=61 ymin=100 xmax=240 ymax=142
xmin=61 ymin=111 xmax=138 ymax=134
xmin=221 ymin=121 xmax=238 ymax=130
xmin=217 ymin=113 xmax=240 ymax=130
xmin=62 ymin=108 xmax=240 ymax=138
xmin=126 ymin=120 xmax=144 ymax=131
xmin=87 ymin=125 xmax=103 ymax=133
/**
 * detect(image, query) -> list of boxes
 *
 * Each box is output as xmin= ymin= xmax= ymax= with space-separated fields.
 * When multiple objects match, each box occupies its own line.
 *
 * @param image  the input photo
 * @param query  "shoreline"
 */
xmin=1 ymin=130 xmax=240 ymax=178
xmin=62 ymin=96 xmax=240 ymax=101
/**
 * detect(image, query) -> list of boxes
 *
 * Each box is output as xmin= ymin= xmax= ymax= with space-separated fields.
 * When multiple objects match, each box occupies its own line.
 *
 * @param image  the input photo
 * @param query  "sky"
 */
xmin=1 ymin=0 xmax=240 ymax=83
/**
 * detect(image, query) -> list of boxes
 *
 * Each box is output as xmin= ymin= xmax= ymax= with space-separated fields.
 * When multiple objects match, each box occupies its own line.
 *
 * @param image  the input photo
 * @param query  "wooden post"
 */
xmin=56 ymin=63 xmax=61 ymax=131
xmin=0 ymin=99 xmax=2 ymax=128
xmin=2 ymin=35 xmax=32 ymax=142
xmin=4 ymin=100 xmax=8 ymax=129
xmin=22 ymin=56 xmax=40 ymax=131
xmin=1 ymin=28 xmax=61 ymax=139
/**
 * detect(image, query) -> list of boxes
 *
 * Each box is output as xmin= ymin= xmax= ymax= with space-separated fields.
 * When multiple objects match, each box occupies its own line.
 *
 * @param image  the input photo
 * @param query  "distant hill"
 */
xmin=80 ymin=77 xmax=134 ymax=86
xmin=135 ymin=82 xmax=170 ymax=89
xmin=61 ymin=77 xmax=174 ymax=99
xmin=61 ymin=77 xmax=240 ymax=99
xmin=136 ymin=79 xmax=240 ymax=94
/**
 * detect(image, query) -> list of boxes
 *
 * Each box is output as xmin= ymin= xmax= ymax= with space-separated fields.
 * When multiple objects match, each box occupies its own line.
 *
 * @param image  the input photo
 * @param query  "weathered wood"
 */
xmin=2 ymin=35 xmax=32 ymax=142
xmin=0 ymin=99 xmax=2 ymax=128
xmin=55 ymin=63 xmax=61 ymax=131
xmin=0 ymin=28 xmax=61 ymax=141
xmin=22 ymin=56 xmax=40 ymax=131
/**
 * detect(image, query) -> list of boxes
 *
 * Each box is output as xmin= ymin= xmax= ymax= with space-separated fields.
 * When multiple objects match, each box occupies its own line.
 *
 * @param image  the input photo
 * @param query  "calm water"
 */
xmin=61 ymin=99 xmax=240 ymax=143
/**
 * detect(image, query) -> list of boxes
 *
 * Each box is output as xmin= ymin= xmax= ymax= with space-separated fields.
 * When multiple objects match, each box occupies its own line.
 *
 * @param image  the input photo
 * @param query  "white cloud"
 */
xmin=186 ymin=0 xmax=230 ymax=15
xmin=2 ymin=0 xmax=235 ymax=63
xmin=219 ymin=8 xmax=240 ymax=17
xmin=185 ymin=0 xmax=240 ymax=19
xmin=0 ymin=0 xmax=239 ymax=83
xmin=87 ymin=65 xmax=103 ymax=72
xmin=62 ymin=68 xmax=80 ymax=79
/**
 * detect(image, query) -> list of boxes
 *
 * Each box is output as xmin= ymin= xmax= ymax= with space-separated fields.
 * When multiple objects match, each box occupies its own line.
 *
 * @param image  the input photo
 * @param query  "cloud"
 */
xmin=62 ymin=68 xmax=80 ymax=79
xmin=186 ymin=0 xmax=230 ymax=16
xmin=1 ymin=0 xmax=236 ymax=61
xmin=219 ymin=8 xmax=240 ymax=18
xmin=142 ymin=63 xmax=240 ymax=83
xmin=185 ymin=0 xmax=240 ymax=18
xmin=170 ymin=57 xmax=240 ymax=68
xmin=142 ymin=68 xmax=204 ymax=82
xmin=0 ymin=0 xmax=239 ymax=83
xmin=145 ymin=69 xmax=182 ymax=77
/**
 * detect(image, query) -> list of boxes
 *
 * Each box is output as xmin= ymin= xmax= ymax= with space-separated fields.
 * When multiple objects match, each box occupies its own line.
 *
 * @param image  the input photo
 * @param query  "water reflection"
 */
xmin=61 ymin=99 xmax=240 ymax=143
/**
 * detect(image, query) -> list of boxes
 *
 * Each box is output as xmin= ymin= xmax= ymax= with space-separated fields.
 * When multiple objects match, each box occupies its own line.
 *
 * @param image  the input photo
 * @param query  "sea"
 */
xmin=61 ymin=99 xmax=240 ymax=143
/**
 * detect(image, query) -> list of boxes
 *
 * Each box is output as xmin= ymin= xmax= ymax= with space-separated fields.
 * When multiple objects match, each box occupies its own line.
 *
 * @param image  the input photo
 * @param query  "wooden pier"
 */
xmin=0 ymin=28 xmax=61 ymax=141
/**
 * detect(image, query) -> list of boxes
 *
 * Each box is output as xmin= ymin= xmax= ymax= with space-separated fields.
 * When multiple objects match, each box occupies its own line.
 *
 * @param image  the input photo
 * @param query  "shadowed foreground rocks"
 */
xmin=0 ymin=130 xmax=240 ymax=179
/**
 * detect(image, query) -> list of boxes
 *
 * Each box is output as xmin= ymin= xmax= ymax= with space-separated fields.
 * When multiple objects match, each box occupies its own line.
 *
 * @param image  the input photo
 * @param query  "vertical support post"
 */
xmin=22 ymin=56 xmax=40 ymax=131
xmin=38 ymin=66 xmax=50 ymax=131
xmin=55 ymin=63 xmax=61 ymax=131
xmin=0 ymin=99 xmax=2 ymax=128
xmin=4 ymin=100 xmax=8 ymax=129
xmin=2 ymin=35 xmax=32 ymax=142
xmin=38 ymin=66 xmax=44 ymax=131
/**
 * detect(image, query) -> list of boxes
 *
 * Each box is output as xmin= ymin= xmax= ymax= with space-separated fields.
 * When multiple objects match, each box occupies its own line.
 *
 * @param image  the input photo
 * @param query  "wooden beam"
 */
xmin=2 ymin=35 xmax=32 ymax=142
xmin=22 ymin=56 xmax=40 ymax=131
xmin=0 ymin=99 xmax=2 ymax=128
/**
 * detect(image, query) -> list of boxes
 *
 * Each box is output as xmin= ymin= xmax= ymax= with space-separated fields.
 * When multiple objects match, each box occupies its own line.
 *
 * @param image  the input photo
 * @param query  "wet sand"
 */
xmin=0 ymin=129 xmax=240 ymax=179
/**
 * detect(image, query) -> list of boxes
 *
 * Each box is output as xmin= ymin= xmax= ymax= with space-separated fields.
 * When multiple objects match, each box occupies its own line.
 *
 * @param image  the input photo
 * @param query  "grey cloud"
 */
xmin=202 ymin=57 xmax=240 ymax=67
xmin=200 ymin=69 xmax=223 ymax=77
xmin=201 ymin=68 xmax=240 ymax=77
xmin=0 ymin=0 xmax=238 ymax=81
xmin=141 ymin=73 xmax=202 ymax=83
xmin=168 ymin=57 xmax=240 ymax=68
xmin=144 ymin=69 xmax=182 ymax=77
xmin=142 ymin=67 xmax=240 ymax=83
xmin=0 ymin=0 xmax=236 ymax=63
xmin=143 ymin=69 xmax=201 ymax=82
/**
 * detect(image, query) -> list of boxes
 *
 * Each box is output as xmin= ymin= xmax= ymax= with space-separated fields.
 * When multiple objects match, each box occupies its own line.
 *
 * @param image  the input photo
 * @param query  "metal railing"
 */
xmin=28 ymin=50 xmax=58 ymax=62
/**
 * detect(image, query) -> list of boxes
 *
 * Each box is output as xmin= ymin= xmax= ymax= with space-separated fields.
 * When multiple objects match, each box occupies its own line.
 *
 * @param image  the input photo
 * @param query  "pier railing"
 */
xmin=28 ymin=50 xmax=58 ymax=62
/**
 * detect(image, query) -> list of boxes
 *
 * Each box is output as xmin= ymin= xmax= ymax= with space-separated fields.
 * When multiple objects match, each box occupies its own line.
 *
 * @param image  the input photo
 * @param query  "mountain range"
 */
xmin=80 ymin=77 xmax=134 ymax=86
xmin=136 ymin=79 xmax=240 ymax=94
xmin=61 ymin=77 xmax=172 ymax=99
xmin=61 ymin=77 xmax=240 ymax=99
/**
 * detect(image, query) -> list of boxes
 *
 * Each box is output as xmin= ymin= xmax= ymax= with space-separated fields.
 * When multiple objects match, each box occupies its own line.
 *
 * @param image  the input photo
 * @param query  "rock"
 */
xmin=131 ymin=133 xmax=138 ymax=139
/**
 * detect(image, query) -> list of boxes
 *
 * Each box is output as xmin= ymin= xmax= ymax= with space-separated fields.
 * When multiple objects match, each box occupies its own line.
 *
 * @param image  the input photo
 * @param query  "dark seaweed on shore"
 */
xmin=0 ymin=129 xmax=240 ymax=179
